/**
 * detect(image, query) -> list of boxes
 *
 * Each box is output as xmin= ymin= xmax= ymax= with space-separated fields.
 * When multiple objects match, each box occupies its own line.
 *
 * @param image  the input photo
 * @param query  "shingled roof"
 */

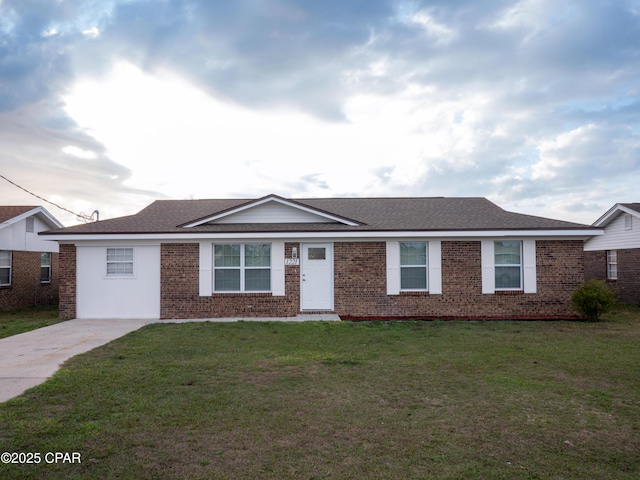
xmin=0 ymin=206 xmax=39 ymax=224
xmin=41 ymin=195 xmax=594 ymax=237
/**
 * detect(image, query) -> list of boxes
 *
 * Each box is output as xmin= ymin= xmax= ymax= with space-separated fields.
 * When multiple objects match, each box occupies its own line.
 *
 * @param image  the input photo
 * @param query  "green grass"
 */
xmin=0 ymin=305 xmax=639 ymax=479
xmin=0 ymin=305 xmax=63 ymax=339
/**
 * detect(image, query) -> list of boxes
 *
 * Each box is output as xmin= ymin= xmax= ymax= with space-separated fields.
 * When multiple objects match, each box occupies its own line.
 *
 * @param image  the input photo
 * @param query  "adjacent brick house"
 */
xmin=0 ymin=206 xmax=63 ymax=310
xmin=42 ymin=195 xmax=601 ymax=320
xmin=584 ymin=203 xmax=640 ymax=305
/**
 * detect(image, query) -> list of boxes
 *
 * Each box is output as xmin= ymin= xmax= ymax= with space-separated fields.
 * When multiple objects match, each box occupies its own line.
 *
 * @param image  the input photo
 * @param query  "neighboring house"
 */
xmin=41 ymin=194 xmax=601 ymax=320
xmin=0 ymin=206 xmax=63 ymax=310
xmin=584 ymin=203 xmax=640 ymax=304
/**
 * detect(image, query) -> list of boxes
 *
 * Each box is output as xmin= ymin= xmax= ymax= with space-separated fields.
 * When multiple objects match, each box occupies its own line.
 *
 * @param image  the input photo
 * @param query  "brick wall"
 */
xmin=58 ymin=244 xmax=76 ymax=318
xmin=618 ymin=249 xmax=640 ymax=304
xmin=0 ymin=250 xmax=59 ymax=311
xmin=585 ymin=248 xmax=640 ymax=304
xmin=158 ymin=239 xmax=585 ymax=320
xmin=584 ymin=250 xmax=607 ymax=282
xmin=160 ymin=243 xmax=300 ymax=319
xmin=335 ymin=240 xmax=584 ymax=319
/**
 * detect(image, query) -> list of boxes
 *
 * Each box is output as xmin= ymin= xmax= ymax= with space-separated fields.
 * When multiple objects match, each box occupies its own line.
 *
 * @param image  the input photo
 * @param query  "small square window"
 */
xmin=106 ymin=248 xmax=134 ymax=276
xmin=308 ymin=248 xmax=326 ymax=260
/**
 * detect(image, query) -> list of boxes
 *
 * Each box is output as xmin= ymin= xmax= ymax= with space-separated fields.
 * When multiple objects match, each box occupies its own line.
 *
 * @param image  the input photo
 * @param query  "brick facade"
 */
xmin=0 ymin=250 xmax=59 ymax=310
xmin=335 ymin=240 xmax=583 ymax=319
xmin=154 ymin=239 xmax=584 ymax=320
xmin=585 ymin=248 xmax=640 ymax=304
xmin=58 ymin=244 xmax=76 ymax=319
xmin=160 ymin=243 xmax=301 ymax=319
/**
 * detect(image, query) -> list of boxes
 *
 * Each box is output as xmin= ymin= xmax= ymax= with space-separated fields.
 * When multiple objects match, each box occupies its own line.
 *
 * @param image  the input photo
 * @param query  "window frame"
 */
xmin=494 ymin=240 xmax=523 ymax=291
xmin=106 ymin=247 xmax=134 ymax=277
xmin=606 ymin=250 xmax=618 ymax=280
xmin=41 ymin=252 xmax=52 ymax=283
xmin=624 ymin=214 xmax=633 ymax=231
xmin=399 ymin=241 xmax=429 ymax=292
xmin=213 ymin=243 xmax=272 ymax=293
xmin=0 ymin=250 xmax=11 ymax=286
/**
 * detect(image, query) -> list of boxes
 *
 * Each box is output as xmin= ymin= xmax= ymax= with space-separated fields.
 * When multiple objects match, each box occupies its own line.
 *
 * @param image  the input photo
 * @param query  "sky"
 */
xmin=1 ymin=0 xmax=639 ymax=227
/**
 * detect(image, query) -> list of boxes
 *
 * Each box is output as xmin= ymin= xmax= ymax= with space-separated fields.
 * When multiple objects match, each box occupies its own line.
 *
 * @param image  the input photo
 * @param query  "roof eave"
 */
xmin=42 ymin=228 xmax=603 ymax=242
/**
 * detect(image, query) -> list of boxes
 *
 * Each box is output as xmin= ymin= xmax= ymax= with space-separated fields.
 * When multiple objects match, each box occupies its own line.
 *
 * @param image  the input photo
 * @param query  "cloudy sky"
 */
xmin=1 ymin=0 xmax=639 ymax=226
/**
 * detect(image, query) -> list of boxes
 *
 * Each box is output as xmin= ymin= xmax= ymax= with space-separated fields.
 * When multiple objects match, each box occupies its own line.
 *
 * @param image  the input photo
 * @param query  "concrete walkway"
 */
xmin=0 ymin=318 xmax=149 ymax=403
xmin=0 ymin=314 xmax=341 ymax=403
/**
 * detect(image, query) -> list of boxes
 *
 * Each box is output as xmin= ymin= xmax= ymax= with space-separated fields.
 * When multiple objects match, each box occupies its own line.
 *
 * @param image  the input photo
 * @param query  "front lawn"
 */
xmin=0 ymin=305 xmax=62 ymax=339
xmin=1 ymin=306 xmax=639 ymax=479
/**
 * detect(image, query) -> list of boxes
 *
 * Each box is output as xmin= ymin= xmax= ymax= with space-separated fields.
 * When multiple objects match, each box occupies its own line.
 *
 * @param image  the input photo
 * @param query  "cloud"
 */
xmin=0 ymin=0 xmax=639 ymax=226
xmin=0 ymin=100 xmax=160 ymax=225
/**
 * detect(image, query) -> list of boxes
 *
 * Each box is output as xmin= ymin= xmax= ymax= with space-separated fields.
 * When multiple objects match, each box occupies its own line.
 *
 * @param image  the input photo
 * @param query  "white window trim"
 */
xmin=105 ymin=247 xmax=135 ymax=278
xmin=606 ymin=250 xmax=618 ymax=280
xmin=482 ymin=240 xmax=536 ymax=294
xmin=212 ymin=243 xmax=275 ymax=294
xmin=400 ymin=241 xmax=429 ymax=292
xmin=41 ymin=252 xmax=52 ymax=283
xmin=0 ymin=250 xmax=12 ymax=286
xmin=494 ymin=241 xmax=523 ymax=291
xmin=386 ymin=240 xmax=442 ymax=295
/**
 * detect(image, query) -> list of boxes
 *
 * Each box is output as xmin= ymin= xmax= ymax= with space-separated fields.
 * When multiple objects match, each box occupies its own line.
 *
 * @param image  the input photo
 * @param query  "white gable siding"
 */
xmin=585 ymin=213 xmax=640 ymax=251
xmin=212 ymin=202 xmax=336 ymax=224
xmin=0 ymin=216 xmax=59 ymax=253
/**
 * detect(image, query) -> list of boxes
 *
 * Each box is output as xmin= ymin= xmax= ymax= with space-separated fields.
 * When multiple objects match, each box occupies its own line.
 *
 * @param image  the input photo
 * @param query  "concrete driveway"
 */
xmin=0 ymin=318 xmax=150 ymax=403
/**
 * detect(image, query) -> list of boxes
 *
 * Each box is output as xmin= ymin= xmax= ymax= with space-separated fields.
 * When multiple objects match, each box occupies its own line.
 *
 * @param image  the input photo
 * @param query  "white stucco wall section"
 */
xmin=76 ymin=244 xmax=160 ymax=319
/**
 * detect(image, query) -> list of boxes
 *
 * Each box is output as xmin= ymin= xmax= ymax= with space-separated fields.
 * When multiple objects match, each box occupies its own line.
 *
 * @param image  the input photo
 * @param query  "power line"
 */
xmin=1 ymin=174 xmax=98 ymax=223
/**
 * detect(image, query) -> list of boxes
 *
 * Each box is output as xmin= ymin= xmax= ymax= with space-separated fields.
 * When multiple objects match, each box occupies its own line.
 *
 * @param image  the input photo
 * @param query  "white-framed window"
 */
xmin=0 ymin=250 xmax=11 ymax=286
xmin=494 ymin=241 xmax=523 ymax=290
xmin=41 ymin=252 xmax=51 ymax=283
xmin=106 ymin=248 xmax=134 ymax=276
xmin=400 ymin=241 xmax=428 ymax=291
xmin=624 ymin=214 xmax=633 ymax=231
xmin=606 ymin=250 xmax=618 ymax=280
xmin=214 ymin=243 xmax=271 ymax=292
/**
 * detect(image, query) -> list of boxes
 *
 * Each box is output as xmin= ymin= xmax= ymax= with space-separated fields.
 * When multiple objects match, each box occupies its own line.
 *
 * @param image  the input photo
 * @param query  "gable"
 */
xmin=211 ymin=201 xmax=337 ymax=224
xmin=585 ymin=209 xmax=640 ymax=251
xmin=181 ymin=195 xmax=361 ymax=228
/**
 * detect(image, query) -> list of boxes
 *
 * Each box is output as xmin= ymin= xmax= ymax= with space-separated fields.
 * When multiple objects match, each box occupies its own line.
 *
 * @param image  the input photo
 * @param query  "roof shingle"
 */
xmin=42 ymin=196 xmax=593 ymax=236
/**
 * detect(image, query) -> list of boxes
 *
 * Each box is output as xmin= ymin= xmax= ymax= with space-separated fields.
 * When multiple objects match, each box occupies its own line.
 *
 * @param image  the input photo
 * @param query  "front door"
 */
xmin=301 ymin=243 xmax=333 ymax=310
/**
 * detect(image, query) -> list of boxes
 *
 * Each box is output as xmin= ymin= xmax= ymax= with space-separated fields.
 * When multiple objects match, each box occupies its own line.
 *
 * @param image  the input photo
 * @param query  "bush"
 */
xmin=571 ymin=279 xmax=617 ymax=321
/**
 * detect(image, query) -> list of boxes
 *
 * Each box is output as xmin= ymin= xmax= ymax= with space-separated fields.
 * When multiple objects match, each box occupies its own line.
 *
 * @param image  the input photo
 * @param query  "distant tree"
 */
xmin=571 ymin=279 xmax=617 ymax=322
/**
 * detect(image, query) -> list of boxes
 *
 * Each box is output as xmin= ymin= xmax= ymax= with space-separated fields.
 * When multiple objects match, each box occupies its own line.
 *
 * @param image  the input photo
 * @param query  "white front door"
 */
xmin=301 ymin=243 xmax=333 ymax=311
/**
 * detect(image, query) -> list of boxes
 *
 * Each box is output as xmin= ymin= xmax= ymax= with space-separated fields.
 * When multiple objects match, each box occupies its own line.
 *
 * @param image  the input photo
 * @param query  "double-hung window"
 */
xmin=214 ymin=243 xmax=271 ymax=292
xmin=106 ymin=248 xmax=134 ymax=276
xmin=400 ymin=242 xmax=428 ymax=291
xmin=606 ymin=250 xmax=618 ymax=280
xmin=0 ymin=250 xmax=11 ymax=286
xmin=41 ymin=252 xmax=52 ymax=283
xmin=495 ymin=241 xmax=522 ymax=290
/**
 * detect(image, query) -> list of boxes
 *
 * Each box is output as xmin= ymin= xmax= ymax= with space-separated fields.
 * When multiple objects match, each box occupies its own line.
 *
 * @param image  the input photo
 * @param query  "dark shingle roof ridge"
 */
xmin=0 ymin=205 xmax=42 ymax=223
xmin=620 ymin=202 xmax=640 ymax=213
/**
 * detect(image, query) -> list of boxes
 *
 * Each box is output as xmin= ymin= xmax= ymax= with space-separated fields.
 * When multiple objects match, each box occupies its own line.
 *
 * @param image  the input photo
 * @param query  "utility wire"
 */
xmin=1 ymin=174 xmax=97 ymax=223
